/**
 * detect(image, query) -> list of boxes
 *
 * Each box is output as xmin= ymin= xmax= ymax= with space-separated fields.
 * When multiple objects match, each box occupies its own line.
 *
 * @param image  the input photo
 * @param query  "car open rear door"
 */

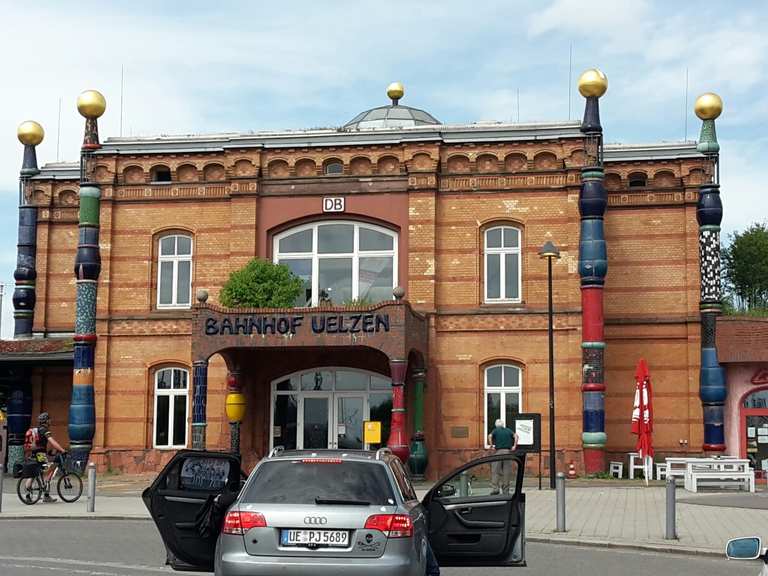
xmin=422 ymin=452 xmax=526 ymax=567
xmin=142 ymin=450 xmax=242 ymax=572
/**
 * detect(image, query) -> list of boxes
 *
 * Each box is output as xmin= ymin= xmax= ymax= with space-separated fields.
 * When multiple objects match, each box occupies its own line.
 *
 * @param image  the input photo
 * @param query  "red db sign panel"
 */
xmin=323 ymin=197 xmax=345 ymax=213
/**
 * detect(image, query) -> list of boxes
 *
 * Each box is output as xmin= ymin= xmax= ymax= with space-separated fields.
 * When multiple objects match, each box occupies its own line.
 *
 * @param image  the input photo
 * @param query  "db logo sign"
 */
xmin=323 ymin=197 xmax=345 ymax=213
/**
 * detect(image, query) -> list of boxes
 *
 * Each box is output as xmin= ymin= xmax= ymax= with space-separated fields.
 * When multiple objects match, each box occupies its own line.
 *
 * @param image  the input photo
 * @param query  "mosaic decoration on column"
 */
xmin=694 ymin=93 xmax=727 ymax=454
xmin=68 ymin=91 xmax=106 ymax=468
xmin=577 ymin=69 xmax=609 ymax=474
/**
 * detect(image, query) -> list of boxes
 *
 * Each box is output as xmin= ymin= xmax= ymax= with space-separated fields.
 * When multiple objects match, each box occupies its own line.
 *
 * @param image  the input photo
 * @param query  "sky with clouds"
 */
xmin=0 ymin=0 xmax=765 ymax=337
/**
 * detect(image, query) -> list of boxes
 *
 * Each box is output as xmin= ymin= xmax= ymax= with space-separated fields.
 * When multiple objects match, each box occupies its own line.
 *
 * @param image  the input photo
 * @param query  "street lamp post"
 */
xmin=539 ymin=241 xmax=561 ymax=489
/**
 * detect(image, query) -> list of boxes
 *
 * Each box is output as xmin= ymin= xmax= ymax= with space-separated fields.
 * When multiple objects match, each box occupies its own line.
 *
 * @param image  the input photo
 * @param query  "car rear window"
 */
xmin=242 ymin=460 xmax=396 ymax=506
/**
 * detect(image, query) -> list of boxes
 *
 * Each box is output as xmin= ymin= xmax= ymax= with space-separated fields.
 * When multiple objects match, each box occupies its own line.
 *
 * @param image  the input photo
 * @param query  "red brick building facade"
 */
xmin=2 ymin=88 xmax=725 ymax=477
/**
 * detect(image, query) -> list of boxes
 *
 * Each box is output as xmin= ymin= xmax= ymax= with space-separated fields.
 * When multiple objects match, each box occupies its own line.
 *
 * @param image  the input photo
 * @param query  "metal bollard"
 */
xmin=665 ymin=474 xmax=677 ymax=540
xmin=555 ymin=472 xmax=566 ymax=532
xmin=87 ymin=462 xmax=97 ymax=513
xmin=459 ymin=471 xmax=470 ymax=497
xmin=0 ymin=464 xmax=4 ymax=513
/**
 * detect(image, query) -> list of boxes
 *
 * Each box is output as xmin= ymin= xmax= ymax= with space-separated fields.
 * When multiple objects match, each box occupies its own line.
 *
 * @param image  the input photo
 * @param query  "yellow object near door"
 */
xmin=226 ymin=393 xmax=246 ymax=423
xmin=364 ymin=421 xmax=381 ymax=445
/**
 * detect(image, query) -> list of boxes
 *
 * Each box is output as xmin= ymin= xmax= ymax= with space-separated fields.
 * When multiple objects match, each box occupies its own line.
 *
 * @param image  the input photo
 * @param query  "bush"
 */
xmin=219 ymin=259 xmax=303 ymax=308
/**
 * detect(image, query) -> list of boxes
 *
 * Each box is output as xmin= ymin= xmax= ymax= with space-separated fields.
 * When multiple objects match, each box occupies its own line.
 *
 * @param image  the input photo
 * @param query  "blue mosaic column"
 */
xmin=13 ymin=121 xmax=44 ymax=338
xmin=192 ymin=360 xmax=209 ymax=449
xmin=68 ymin=90 xmax=106 ymax=467
xmin=694 ymin=93 xmax=726 ymax=454
xmin=6 ymin=378 xmax=32 ymax=473
xmin=577 ymin=69 xmax=609 ymax=474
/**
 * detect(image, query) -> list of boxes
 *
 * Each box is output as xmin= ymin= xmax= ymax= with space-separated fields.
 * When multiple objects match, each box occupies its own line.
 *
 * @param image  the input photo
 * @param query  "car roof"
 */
xmin=266 ymin=448 xmax=394 ymax=463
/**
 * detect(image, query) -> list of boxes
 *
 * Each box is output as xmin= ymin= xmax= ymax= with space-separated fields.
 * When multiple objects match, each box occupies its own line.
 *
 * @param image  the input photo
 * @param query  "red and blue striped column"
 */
xmin=69 ymin=90 xmax=106 ymax=467
xmin=577 ymin=69 xmax=609 ymax=474
xmin=694 ymin=93 xmax=726 ymax=453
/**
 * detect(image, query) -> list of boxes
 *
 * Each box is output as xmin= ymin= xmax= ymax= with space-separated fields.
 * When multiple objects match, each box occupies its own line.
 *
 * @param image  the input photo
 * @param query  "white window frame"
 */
xmin=156 ymin=234 xmax=193 ymax=309
xmin=273 ymin=221 xmax=398 ymax=307
xmin=153 ymin=367 xmax=189 ymax=449
xmin=483 ymin=364 xmax=522 ymax=448
xmin=484 ymin=225 xmax=522 ymax=303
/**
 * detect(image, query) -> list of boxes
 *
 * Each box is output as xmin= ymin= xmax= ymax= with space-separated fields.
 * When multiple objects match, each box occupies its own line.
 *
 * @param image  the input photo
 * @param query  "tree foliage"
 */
xmin=722 ymin=223 xmax=768 ymax=314
xmin=219 ymin=259 xmax=303 ymax=308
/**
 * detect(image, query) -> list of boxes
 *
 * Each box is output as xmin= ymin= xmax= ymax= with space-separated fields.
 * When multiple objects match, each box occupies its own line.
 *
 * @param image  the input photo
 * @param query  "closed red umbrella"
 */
xmin=631 ymin=358 xmax=654 ymax=484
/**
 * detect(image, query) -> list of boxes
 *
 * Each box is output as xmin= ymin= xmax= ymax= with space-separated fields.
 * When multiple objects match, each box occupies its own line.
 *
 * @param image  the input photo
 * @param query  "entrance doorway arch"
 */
xmin=270 ymin=367 xmax=392 ymax=452
xmin=740 ymin=386 xmax=768 ymax=479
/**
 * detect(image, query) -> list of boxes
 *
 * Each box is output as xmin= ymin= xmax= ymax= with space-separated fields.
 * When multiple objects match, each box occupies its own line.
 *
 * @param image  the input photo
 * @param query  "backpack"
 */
xmin=24 ymin=427 xmax=40 ymax=452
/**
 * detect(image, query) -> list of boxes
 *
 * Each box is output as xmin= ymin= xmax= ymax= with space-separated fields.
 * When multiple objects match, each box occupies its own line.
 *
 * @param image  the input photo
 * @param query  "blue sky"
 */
xmin=0 ymin=0 xmax=766 ymax=337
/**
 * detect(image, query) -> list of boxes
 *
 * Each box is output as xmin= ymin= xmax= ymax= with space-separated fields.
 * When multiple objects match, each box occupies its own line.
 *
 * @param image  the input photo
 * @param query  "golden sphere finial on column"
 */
xmin=17 ymin=121 xmax=44 ymax=146
xmin=578 ymin=69 xmax=608 ymax=98
xmin=77 ymin=90 xmax=107 ymax=119
xmin=694 ymin=93 xmax=723 ymax=120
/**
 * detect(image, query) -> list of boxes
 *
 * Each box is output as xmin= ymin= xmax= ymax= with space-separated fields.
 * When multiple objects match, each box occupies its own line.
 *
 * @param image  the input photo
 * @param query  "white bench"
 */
xmin=665 ymin=456 xmax=741 ymax=483
xmin=683 ymin=459 xmax=754 ymax=493
xmin=609 ymin=461 xmax=623 ymax=478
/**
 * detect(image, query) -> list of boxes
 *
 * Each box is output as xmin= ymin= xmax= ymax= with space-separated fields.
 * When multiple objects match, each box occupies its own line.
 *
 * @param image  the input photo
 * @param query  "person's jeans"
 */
xmin=490 ymin=448 xmax=512 ymax=494
xmin=426 ymin=540 xmax=440 ymax=575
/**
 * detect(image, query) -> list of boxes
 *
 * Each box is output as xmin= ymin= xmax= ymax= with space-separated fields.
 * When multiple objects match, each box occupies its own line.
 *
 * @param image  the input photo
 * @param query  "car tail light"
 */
xmin=300 ymin=458 xmax=342 ymax=464
xmin=364 ymin=514 xmax=413 ymax=538
xmin=222 ymin=511 xmax=267 ymax=534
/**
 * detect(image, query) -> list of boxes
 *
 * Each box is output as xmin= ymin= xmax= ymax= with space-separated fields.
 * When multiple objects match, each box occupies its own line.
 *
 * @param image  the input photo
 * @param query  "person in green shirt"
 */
xmin=488 ymin=419 xmax=519 ymax=495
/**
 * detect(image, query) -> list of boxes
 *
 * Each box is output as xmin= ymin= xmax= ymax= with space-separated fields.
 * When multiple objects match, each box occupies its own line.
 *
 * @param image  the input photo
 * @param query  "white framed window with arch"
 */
xmin=484 ymin=363 xmax=522 ymax=447
xmin=153 ymin=366 xmax=189 ymax=449
xmin=484 ymin=225 xmax=522 ymax=303
xmin=273 ymin=221 xmax=398 ymax=307
xmin=157 ymin=233 xmax=193 ymax=309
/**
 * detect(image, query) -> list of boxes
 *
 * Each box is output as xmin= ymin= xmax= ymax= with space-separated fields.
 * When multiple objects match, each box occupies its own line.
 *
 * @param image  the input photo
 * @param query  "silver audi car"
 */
xmin=143 ymin=447 xmax=526 ymax=575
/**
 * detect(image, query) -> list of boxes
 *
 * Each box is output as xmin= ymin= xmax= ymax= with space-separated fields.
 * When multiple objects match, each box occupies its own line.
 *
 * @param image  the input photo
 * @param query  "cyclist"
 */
xmin=24 ymin=412 xmax=66 ymax=503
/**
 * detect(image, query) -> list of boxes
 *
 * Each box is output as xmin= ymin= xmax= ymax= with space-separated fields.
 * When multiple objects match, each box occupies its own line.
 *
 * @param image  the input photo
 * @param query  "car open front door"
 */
xmin=142 ymin=450 xmax=242 ymax=572
xmin=422 ymin=452 xmax=526 ymax=567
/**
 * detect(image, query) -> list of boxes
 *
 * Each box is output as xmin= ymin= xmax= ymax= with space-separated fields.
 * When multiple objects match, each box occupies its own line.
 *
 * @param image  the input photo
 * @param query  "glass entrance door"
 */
xmin=302 ymin=395 xmax=331 ymax=449
xmin=335 ymin=395 xmax=365 ymax=450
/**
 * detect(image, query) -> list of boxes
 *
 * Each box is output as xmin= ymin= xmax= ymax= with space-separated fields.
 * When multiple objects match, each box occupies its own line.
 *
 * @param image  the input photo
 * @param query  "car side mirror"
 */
xmin=726 ymin=537 xmax=763 ymax=560
xmin=437 ymin=484 xmax=456 ymax=498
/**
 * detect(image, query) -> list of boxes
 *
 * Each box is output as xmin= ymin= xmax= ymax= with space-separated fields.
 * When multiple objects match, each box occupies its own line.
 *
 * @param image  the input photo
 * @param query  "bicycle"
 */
xmin=16 ymin=453 xmax=84 ymax=505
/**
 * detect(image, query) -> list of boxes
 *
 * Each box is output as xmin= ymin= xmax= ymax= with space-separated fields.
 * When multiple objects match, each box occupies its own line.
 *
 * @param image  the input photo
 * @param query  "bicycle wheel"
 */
xmin=17 ymin=476 xmax=43 ymax=505
xmin=57 ymin=472 xmax=84 ymax=503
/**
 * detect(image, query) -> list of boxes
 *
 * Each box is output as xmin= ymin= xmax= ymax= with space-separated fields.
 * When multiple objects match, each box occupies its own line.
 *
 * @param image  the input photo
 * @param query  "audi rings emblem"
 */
xmin=304 ymin=516 xmax=328 ymax=525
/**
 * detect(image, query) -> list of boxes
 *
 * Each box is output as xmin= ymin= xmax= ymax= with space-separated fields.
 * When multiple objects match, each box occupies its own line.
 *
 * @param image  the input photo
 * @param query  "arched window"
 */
xmin=150 ymin=165 xmax=172 ymax=183
xmin=324 ymin=160 xmax=344 ymax=175
xmin=154 ymin=367 xmax=189 ymax=449
xmin=274 ymin=221 xmax=397 ymax=306
xmin=628 ymin=172 xmax=647 ymax=188
xmin=484 ymin=225 xmax=522 ymax=303
xmin=484 ymin=364 xmax=522 ymax=445
xmin=157 ymin=234 xmax=193 ymax=308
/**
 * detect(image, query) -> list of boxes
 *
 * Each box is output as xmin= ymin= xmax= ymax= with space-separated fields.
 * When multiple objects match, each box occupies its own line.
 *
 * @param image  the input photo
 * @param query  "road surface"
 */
xmin=0 ymin=519 xmax=752 ymax=575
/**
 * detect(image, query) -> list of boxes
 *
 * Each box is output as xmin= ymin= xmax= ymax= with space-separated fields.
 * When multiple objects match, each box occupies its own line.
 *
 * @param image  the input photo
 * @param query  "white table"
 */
xmin=682 ymin=458 xmax=754 ymax=492
xmin=666 ymin=455 xmax=740 ymax=481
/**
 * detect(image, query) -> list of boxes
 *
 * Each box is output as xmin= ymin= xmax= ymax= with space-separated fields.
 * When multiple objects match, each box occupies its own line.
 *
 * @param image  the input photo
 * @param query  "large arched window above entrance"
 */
xmin=274 ymin=221 xmax=397 ymax=306
xmin=484 ymin=363 xmax=522 ymax=446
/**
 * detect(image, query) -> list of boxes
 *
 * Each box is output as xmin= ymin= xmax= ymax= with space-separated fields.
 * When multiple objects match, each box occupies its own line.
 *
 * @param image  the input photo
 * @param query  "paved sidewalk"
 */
xmin=2 ymin=479 xmax=766 ymax=556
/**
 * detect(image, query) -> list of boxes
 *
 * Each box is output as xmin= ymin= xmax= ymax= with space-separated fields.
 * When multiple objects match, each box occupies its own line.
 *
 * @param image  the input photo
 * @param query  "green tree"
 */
xmin=722 ymin=223 xmax=768 ymax=314
xmin=219 ymin=259 xmax=303 ymax=308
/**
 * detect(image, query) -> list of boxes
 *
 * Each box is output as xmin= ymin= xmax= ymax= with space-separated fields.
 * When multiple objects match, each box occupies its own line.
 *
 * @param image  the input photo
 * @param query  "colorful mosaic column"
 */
xmin=226 ymin=370 xmax=246 ymax=455
xmin=192 ymin=360 xmax=209 ymax=449
xmin=69 ymin=90 xmax=106 ymax=467
xmin=387 ymin=358 xmax=410 ymax=462
xmin=694 ymin=93 xmax=727 ymax=454
xmin=6 ymin=378 xmax=32 ymax=473
xmin=407 ymin=367 xmax=428 ymax=479
xmin=577 ymin=69 xmax=609 ymax=474
xmin=13 ymin=121 xmax=44 ymax=338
